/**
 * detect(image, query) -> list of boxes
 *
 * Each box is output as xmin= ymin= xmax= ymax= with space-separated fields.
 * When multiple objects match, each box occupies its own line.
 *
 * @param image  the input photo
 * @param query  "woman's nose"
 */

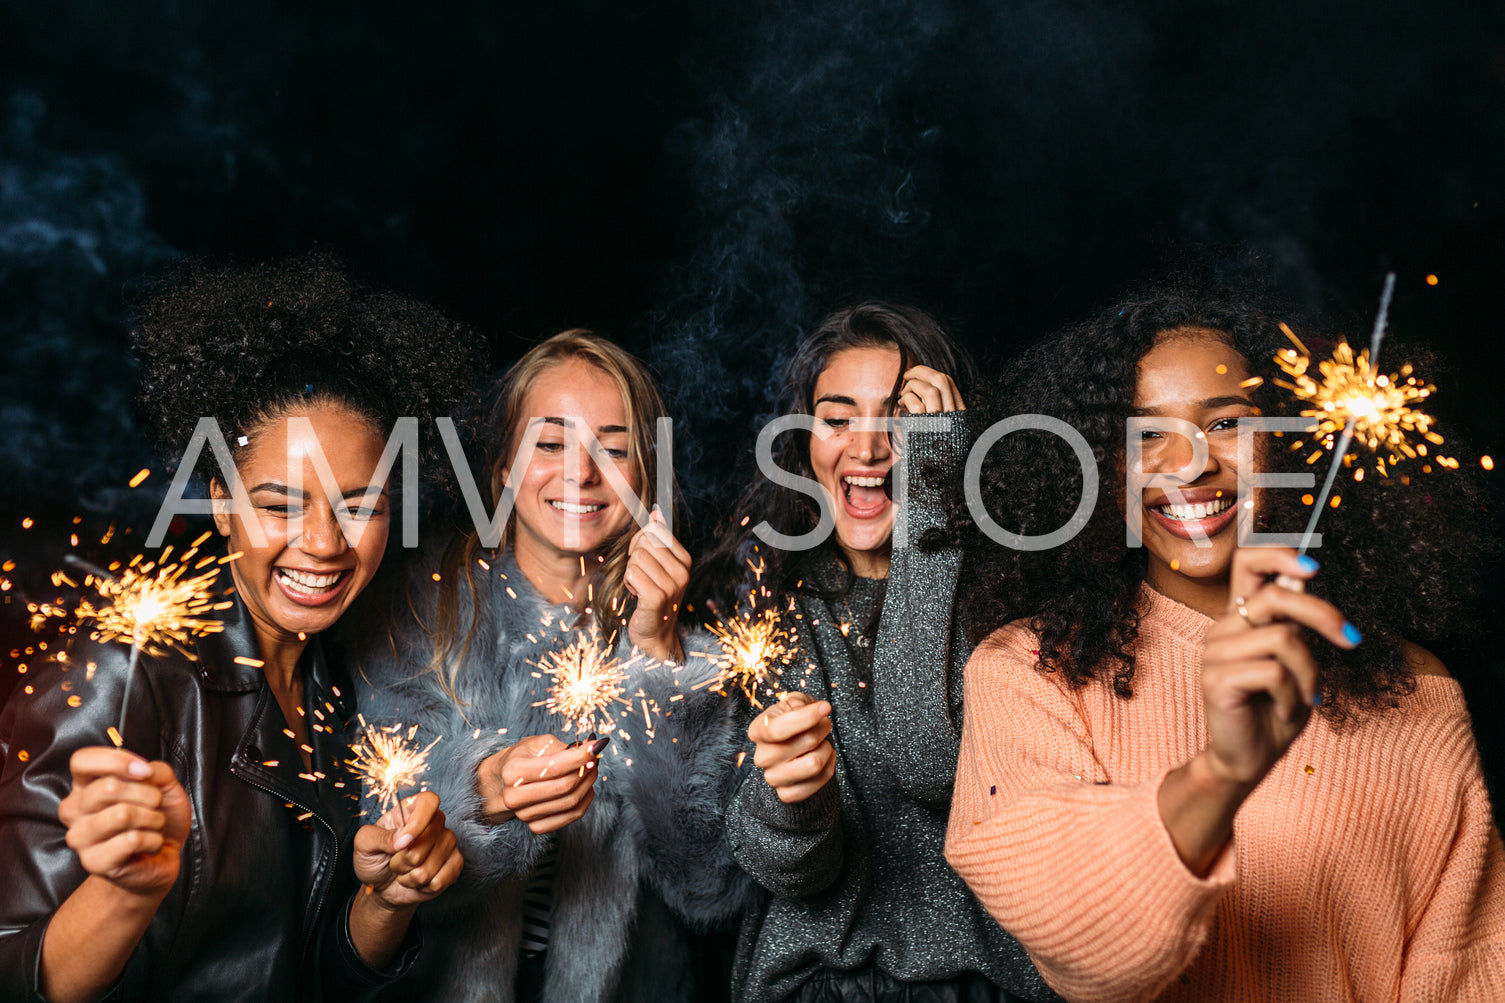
xmin=294 ymin=504 xmax=349 ymax=557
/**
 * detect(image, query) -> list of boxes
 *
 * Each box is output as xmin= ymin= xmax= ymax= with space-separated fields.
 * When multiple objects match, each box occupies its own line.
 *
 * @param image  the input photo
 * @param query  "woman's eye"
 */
xmin=1138 ymin=428 xmax=1163 ymax=441
xmin=261 ymin=504 xmax=295 ymax=516
xmin=349 ymin=507 xmax=383 ymax=520
xmin=603 ymin=448 xmax=629 ymax=461
xmin=820 ymin=417 xmax=850 ymax=430
xmin=1209 ymin=417 xmax=1240 ymax=433
xmin=536 ymin=441 xmax=565 ymax=453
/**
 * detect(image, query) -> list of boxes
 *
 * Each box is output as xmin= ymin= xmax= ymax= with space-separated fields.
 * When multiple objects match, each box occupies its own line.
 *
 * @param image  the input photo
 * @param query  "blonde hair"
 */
xmin=428 ymin=329 xmax=675 ymax=699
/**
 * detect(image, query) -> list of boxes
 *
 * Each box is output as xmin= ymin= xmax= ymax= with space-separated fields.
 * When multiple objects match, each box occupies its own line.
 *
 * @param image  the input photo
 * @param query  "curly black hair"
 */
xmin=940 ymin=283 xmax=1492 ymax=721
xmin=131 ymin=253 xmax=484 ymax=493
xmin=691 ymin=301 xmax=976 ymax=619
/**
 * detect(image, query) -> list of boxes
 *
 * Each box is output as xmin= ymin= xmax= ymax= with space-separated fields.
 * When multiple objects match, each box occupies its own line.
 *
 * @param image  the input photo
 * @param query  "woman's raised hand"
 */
xmin=625 ymin=506 xmax=691 ymax=662
xmin=57 ymin=747 xmax=192 ymax=899
xmin=352 ymin=791 xmax=463 ymax=908
xmin=477 ymin=733 xmax=608 ymax=833
xmin=747 ymin=692 xmax=836 ymax=804
xmin=1200 ymin=548 xmax=1361 ymax=789
xmin=897 ymin=365 xmax=965 ymax=415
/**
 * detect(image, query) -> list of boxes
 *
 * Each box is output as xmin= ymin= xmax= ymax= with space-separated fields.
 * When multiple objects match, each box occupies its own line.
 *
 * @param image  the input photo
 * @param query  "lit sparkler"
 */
xmin=1272 ymin=273 xmax=1444 ymax=554
xmin=31 ymin=544 xmax=231 ymax=744
xmin=346 ymin=716 xmax=440 ymax=824
xmin=702 ymin=559 xmax=799 ymax=708
xmin=532 ymin=628 xmax=632 ymax=737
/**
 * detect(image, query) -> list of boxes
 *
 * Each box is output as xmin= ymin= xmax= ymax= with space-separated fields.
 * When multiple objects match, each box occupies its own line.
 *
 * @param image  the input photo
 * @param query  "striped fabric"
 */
xmin=519 ymin=842 xmax=556 ymax=957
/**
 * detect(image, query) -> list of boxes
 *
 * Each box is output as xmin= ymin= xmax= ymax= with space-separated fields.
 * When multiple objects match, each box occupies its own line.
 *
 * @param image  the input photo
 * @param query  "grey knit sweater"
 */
xmin=724 ymin=414 xmax=1055 ymax=1003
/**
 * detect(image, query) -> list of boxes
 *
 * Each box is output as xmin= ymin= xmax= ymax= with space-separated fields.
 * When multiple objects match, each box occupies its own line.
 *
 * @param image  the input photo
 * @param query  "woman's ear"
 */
xmin=209 ymin=479 xmax=233 ymax=537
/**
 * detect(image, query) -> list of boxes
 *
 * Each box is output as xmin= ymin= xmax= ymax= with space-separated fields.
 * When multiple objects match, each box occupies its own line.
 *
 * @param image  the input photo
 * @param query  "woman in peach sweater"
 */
xmin=944 ymin=289 xmax=1504 ymax=1001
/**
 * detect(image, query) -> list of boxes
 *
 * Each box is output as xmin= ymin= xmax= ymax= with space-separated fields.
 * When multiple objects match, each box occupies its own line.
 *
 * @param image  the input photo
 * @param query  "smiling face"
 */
xmin=503 ymin=357 xmax=641 ymax=576
xmin=1130 ymin=327 xmax=1263 ymax=605
xmin=211 ymin=401 xmax=391 ymax=657
xmin=810 ymin=344 xmax=901 ymax=578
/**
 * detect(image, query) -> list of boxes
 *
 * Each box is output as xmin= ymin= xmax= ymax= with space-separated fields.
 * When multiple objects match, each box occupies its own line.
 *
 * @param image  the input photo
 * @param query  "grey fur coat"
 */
xmin=347 ymin=546 xmax=750 ymax=1003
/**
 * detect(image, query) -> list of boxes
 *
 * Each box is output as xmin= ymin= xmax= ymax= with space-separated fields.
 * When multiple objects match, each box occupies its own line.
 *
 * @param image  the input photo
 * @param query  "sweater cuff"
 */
xmin=894 ymin=411 xmax=970 ymax=538
xmin=1121 ymin=767 xmax=1237 ymax=916
xmin=742 ymin=771 xmax=840 ymax=833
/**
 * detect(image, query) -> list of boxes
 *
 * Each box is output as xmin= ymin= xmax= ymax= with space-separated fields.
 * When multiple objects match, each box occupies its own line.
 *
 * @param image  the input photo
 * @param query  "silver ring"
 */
xmin=1234 ymin=596 xmax=1253 ymax=625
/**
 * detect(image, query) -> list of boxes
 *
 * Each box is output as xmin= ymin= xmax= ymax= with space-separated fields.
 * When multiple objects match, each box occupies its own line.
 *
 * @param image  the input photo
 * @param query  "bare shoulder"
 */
xmin=1398 ymin=639 xmax=1452 ymax=679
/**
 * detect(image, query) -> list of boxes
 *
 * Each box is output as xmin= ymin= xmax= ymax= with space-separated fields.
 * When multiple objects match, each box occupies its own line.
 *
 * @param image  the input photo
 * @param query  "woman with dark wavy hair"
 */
xmin=698 ymin=303 xmax=1054 ymax=1002
xmin=0 ymin=254 xmax=476 ymax=1002
xmin=945 ymin=287 xmax=1505 ymax=1001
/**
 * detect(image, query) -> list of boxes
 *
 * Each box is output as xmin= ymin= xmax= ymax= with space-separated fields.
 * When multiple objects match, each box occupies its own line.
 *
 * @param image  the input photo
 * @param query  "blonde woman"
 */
xmin=352 ymin=330 xmax=744 ymax=1002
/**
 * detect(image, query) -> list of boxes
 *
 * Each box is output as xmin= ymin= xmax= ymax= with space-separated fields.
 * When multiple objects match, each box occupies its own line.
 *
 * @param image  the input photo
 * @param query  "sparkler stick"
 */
xmin=346 ymin=717 xmax=440 ymax=824
xmin=1294 ymin=273 xmax=1391 ymax=554
xmin=1272 ymin=273 xmax=1442 ymax=556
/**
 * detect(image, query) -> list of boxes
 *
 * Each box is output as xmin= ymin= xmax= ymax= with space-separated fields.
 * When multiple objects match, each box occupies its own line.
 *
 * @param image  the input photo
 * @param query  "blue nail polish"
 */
xmin=1342 ymin=622 xmax=1363 ymax=645
xmin=1296 ymin=555 xmax=1320 ymax=574
xmin=1312 ymin=691 xmax=1323 ymax=708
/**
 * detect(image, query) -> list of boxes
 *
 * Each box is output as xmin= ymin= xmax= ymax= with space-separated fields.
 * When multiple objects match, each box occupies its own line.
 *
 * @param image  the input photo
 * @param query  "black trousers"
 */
xmin=789 ymin=966 xmax=1013 ymax=1003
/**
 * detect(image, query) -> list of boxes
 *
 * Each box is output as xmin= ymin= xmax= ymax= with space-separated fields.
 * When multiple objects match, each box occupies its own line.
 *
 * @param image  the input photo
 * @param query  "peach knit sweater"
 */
xmin=946 ymin=586 xmax=1505 ymax=1002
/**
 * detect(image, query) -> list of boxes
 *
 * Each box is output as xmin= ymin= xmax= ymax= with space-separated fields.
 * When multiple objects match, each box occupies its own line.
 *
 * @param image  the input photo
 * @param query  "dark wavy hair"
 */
xmin=130 ymin=253 xmax=484 ymax=495
xmin=692 ymin=301 xmax=975 ymax=618
xmin=941 ymin=285 xmax=1491 ymax=720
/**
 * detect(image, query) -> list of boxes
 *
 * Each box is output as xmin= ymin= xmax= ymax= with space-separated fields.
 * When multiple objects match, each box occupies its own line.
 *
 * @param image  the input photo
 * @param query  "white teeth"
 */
xmin=277 ymin=568 xmax=342 ymax=593
xmin=1157 ymin=498 xmax=1232 ymax=521
xmin=843 ymin=475 xmax=886 ymax=488
xmin=550 ymin=501 xmax=604 ymax=514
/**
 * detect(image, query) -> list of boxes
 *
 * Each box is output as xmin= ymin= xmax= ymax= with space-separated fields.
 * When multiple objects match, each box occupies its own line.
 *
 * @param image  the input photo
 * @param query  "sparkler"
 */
xmin=1272 ymin=273 xmax=1445 ymax=555
xmin=702 ymin=559 xmax=799 ymax=708
xmin=346 ymin=716 xmax=440 ymax=824
xmin=532 ymin=628 xmax=632 ymax=737
xmin=31 ymin=544 xmax=231 ymax=744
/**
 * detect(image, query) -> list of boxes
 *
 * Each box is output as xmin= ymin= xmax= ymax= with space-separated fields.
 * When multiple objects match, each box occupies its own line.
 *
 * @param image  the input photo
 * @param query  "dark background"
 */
xmin=2 ymin=0 xmax=1501 ymax=861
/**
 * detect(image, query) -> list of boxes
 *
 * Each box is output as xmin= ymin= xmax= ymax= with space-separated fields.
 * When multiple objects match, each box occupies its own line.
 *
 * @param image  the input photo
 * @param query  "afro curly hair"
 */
xmin=938 ymin=283 xmax=1493 ymax=722
xmin=130 ymin=253 xmax=484 ymax=494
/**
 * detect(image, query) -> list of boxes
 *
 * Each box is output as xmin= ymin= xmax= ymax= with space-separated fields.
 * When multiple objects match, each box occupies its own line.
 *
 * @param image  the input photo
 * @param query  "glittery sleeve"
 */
xmin=725 ymin=764 xmax=844 ymax=900
xmin=871 ymin=410 xmax=971 ymax=805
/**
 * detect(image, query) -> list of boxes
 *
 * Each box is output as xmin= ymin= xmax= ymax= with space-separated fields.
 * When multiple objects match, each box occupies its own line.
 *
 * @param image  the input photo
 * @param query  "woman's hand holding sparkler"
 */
xmin=477 ymin=733 xmax=609 ymax=833
xmin=57 ymin=747 xmax=192 ymax=896
xmin=1201 ymin=549 xmax=1361 ymax=784
xmin=352 ymin=791 xmax=463 ymax=907
xmin=39 ymin=748 xmax=193 ymax=1003
xmin=347 ymin=790 xmax=462 ymax=968
xmin=1159 ymin=548 xmax=1361 ymax=876
xmin=747 ymin=692 xmax=835 ymax=804
xmin=625 ymin=506 xmax=692 ymax=663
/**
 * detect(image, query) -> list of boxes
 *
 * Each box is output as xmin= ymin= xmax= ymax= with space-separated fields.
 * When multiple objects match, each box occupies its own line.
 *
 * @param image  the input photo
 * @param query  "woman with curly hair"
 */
xmin=945 ymin=287 xmax=1505 ymax=1001
xmin=0 ymin=254 xmax=477 ymax=1002
xmin=350 ymin=329 xmax=746 ymax=1002
xmin=697 ymin=303 xmax=1054 ymax=1002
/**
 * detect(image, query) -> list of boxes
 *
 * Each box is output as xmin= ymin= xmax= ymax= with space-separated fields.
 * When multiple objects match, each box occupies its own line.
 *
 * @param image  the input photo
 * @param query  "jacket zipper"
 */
xmin=230 ymin=764 xmax=340 ymax=964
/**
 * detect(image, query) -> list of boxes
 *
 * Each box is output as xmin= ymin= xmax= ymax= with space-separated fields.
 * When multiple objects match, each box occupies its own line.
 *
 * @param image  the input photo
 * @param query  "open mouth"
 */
xmin=840 ymin=472 xmax=893 ymax=517
xmin=549 ymin=500 xmax=606 ymax=515
xmin=274 ymin=567 xmax=349 ymax=603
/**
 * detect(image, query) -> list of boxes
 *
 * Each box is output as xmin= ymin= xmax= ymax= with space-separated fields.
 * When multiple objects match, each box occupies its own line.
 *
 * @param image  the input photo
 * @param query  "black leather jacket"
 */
xmin=0 ymin=593 xmax=418 ymax=1002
